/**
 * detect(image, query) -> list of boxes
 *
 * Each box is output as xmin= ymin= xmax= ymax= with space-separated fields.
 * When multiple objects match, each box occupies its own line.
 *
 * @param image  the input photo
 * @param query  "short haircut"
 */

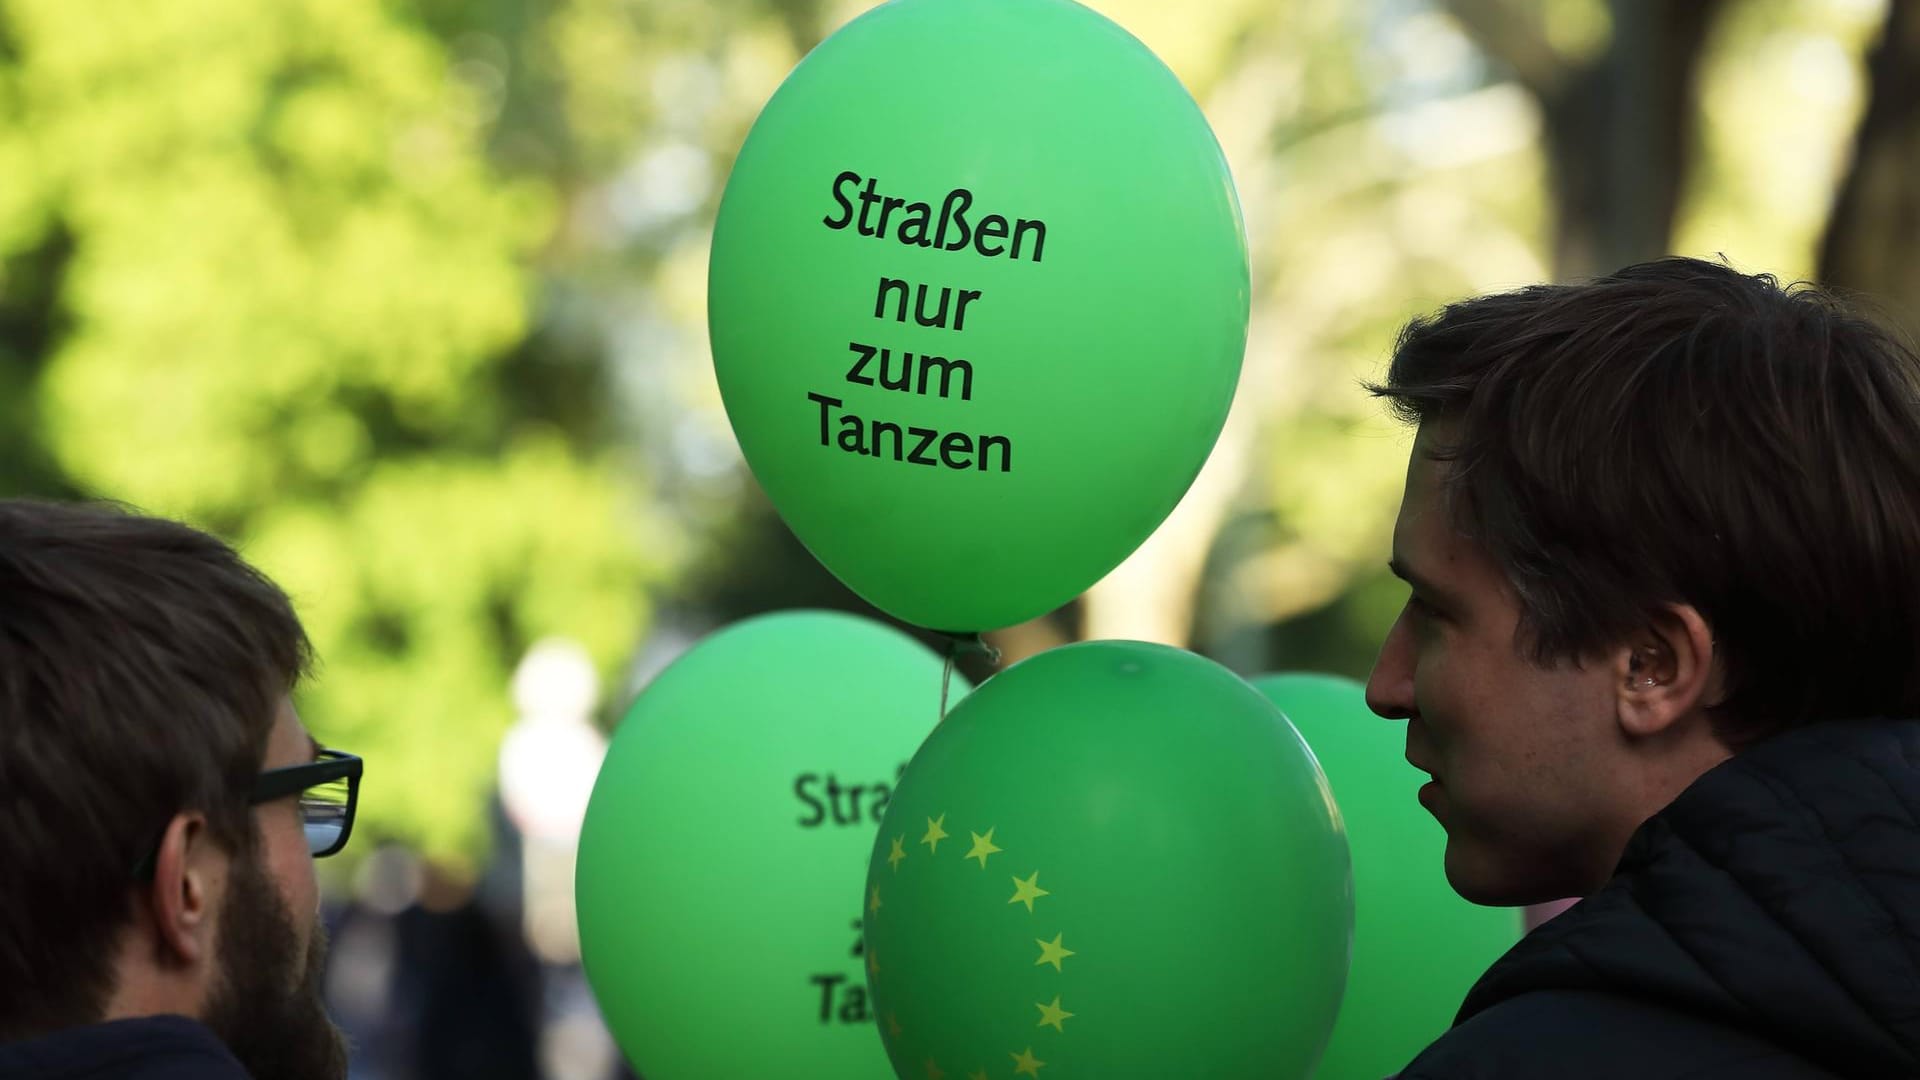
xmin=1371 ymin=257 xmax=1920 ymax=743
xmin=0 ymin=499 xmax=311 ymax=1038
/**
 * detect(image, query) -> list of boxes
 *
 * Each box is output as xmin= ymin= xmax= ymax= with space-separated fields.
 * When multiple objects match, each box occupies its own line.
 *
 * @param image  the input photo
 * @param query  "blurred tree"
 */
xmin=1821 ymin=0 xmax=1920 ymax=340
xmin=1673 ymin=0 xmax=1880 ymax=280
xmin=0 ymin=0 xmax=657 ymax=867
xmin=1186 ymin=0 xmax=1554 ymax=673
xmin=1446 ymin=0 xmax=1726 ymax=278
xmin=0 ymin=227 xmax=73 ymax=499
xmin=1228 ymin=0 xmax=1885 ymax=681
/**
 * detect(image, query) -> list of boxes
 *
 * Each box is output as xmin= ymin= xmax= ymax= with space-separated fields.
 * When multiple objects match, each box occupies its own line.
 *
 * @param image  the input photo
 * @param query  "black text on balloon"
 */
xmin=844 ymin=341 xmax=973 ymax=401
xmin=873 ymin=277 xmax=983 ymax=331
xmin=809 ymin=973 xmax=872 ymax=1024
xmin=793 ymin=770 xmax=897 ymax=826
xmin=807 ymin=393 xmax=1012 ymax=472
xmin=822 ymin=171 xmax=1047 ymax=263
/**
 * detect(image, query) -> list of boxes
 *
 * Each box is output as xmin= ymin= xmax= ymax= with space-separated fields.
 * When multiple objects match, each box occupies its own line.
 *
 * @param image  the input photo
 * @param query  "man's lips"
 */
xmin=1417 ymin=778 xmax=1441 ymax=812
xmin=1407 ymin=752 xmax=1441 ymax=812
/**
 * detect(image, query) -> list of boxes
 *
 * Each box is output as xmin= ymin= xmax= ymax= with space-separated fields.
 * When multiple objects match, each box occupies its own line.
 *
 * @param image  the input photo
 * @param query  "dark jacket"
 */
xmin=0 ymin=1015 xmax=249 ymax=1079
xmin=1401 ymin=719 xmax=1920 ymax=1079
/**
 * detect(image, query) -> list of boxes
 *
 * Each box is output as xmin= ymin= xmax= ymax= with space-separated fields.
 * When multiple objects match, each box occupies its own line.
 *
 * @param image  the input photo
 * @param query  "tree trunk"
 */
xmin=1819 ymin=1 xmax=1920 ymax=340
xmin=1447 ymin=0 xmax=1724 ymax=280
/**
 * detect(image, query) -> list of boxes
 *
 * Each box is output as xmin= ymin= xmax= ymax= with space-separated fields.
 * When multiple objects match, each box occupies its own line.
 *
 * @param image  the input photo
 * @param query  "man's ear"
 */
xmin=145 ymin=812 xmax=219 ymax=967
xmin=1614 ymin=603 xmax=1717 ymax=739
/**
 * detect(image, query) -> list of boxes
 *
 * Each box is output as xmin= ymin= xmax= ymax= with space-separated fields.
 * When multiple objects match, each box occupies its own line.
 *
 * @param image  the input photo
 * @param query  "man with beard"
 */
xmin=1366 ymin=258 xmax=1920 ymax=1078
xmin=0 ymin=500 xmax=359 ymax=1080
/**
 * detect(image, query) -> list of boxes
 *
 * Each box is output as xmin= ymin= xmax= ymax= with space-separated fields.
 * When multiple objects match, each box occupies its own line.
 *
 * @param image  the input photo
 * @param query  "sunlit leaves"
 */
xmin=0 ymin=0 xmax=650 ymax=866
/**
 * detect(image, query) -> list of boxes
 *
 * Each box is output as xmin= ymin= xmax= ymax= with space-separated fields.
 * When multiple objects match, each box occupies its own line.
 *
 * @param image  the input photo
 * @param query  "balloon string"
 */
xmin=939 ymin=651 xmax=956 ymax=724
xmin=936 ymin=631 xmax=1000 ymax=723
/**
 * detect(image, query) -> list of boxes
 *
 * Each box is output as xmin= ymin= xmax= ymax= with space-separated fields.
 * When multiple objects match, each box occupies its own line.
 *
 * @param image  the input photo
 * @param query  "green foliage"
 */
xmin=0 ymin=0 xmax=655 ymax=866
xmin=1192 ymin=0 xmax=1882 ymax=673
xmin=1166 ymin=0 xmax=1550 ymax=659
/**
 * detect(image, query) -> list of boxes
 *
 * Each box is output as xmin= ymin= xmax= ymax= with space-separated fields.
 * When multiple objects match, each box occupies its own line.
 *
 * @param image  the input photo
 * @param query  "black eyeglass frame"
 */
xmin=259 ymin=749 xmax=363 ymax=858
xmin=133 ymin=748 xmax=364 ymax=878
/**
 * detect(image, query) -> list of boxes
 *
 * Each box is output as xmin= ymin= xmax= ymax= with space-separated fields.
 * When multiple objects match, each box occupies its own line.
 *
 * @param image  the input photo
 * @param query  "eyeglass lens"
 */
xmin=301 ymin=774 xmax=352 ymax=855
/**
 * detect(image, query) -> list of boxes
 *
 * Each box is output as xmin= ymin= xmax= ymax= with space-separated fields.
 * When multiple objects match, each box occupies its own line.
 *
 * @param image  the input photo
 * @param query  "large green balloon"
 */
xmin=1251 ymin=674 xmax=1520 ymax=1080
xmin=576 ymin=612 xmax=965 ymax=1080
xmin=865 ymin=642 xmax=1350 ymax=1079
xmin=710 ymin=0 xmax=1249 ymax=633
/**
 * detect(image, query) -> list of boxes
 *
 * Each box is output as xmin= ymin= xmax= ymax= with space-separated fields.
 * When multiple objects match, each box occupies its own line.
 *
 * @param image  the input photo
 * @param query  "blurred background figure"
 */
xmin=0 ymin=0 xmax=1914 ymax=1074
xmin=501 ymin=640 xmax=619 ymax=1080
xmin=502 ymin=639 xmax=607 ymax=967
xmin=325 ymin=833 xmax=547 ymax=1080
xmin=322 ymin=640 xmax=627 ymax=1080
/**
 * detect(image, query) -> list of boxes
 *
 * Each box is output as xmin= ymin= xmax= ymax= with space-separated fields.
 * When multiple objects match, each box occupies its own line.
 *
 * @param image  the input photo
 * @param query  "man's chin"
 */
xmin=214 ymin=932 xmax=349 ymax=1080
xmin=204 ymin=854 xmax=349 ymax=1080
xmin=1443 ymin=839 xmax=1587 ymax=908
xmin=1443 ymin=837 xmax=1524 ymax=907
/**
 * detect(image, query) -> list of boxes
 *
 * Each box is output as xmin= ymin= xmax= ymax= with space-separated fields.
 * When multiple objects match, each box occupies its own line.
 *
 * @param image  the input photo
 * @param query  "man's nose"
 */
xmin=1365 ymin=609 xmax=1416 ymax=721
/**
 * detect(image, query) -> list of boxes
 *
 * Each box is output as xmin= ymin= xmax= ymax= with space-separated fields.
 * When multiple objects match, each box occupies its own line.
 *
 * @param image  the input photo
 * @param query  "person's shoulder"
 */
xmin=1394 ymin=989 xmax=1840 ymax=1080
xmin=0 ymin=1015 xmax=252 ymax=1080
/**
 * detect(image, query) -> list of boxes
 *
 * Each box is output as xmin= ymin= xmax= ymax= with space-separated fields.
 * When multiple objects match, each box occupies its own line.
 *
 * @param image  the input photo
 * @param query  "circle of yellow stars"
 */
xmin=872 ymin=812 xmax=1076 ymax=1078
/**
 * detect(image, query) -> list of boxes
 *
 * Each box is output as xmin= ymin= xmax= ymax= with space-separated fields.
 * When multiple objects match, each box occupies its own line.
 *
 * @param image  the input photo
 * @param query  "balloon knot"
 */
xmin=933 ymin=631 xmax=1002 ymax=666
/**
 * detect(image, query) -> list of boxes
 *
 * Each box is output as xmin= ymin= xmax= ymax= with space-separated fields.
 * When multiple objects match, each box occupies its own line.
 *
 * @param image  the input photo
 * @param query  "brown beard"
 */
xmin=201 ymin=848 xmax=348 ymax=1080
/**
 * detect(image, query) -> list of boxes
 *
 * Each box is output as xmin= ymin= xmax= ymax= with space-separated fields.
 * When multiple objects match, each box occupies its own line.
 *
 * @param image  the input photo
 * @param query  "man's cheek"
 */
xmin=301 ymin=919 xmax=330 ymax=994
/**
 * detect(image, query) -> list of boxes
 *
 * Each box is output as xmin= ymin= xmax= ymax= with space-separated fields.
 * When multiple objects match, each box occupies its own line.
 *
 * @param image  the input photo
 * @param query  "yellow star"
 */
xmin=888 ymin=835 xmax=907 ymax=872
xmin=921 ymin=813 xmax=949 ymax=854
xmin=924 ymin=1058 xmax=945 ymax=1080
xmin=1035 ymin=995 xmax=1074 ymax=1032
xmin=968 ymin=1071 xmax=989 ymax=1080
xmin=867 ymin=948 xmax=880 ymax=978
xmin=870 ymin=885 xmax=883 ymax=914
xmin=965 ymin=827 xmax=1003 ymax=868
xmin=1011 ymin=1047 xmax=1046 ymax=1076
xmin=1008 ymin=871 xmax=1050 ymax=912
xmin=888 ymin=1012 xmax=903 ymax=1038
xmin=1035 ymin=933 xmax=1075 ymax=972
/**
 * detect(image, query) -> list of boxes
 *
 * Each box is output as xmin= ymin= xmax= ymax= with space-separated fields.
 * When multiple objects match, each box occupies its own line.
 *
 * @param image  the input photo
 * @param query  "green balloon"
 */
xmin=1250 ymin=674 xmax=1520 ymax=1080
xmin=710 ymin=0 xmax=1248 ymax=632
xmin=576 ymin=612 xmax=965 ymax=1080
xmin=865 ymin=642 xmax=1350 ymax=1079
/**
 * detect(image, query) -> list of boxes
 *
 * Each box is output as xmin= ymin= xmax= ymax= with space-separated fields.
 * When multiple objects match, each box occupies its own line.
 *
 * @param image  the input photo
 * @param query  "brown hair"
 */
xmin=1371 ymin=256 xmax=1920 ymax=743
xmin=0 ymin=499 xmax=311 ymax=1038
